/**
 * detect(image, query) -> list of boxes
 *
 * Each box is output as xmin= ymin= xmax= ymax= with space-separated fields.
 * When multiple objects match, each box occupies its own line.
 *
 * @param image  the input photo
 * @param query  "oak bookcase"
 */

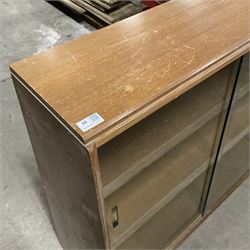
xmin=10 ymin=0 xmax=249 ymax=249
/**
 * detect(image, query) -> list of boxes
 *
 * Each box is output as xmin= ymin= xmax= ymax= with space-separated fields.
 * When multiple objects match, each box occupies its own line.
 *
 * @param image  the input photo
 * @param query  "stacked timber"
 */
xmin=58 ymin=0 xmax=141 ymax=27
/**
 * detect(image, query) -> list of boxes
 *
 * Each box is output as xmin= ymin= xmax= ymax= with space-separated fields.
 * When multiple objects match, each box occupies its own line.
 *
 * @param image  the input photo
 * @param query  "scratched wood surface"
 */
xmin=10 ymin=0 xmax=250 ymax=146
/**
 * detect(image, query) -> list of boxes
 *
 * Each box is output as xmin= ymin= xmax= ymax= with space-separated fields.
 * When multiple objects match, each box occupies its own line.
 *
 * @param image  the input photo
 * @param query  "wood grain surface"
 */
xmin=12 ymin=76 xmax=108 ymax=249
xmin=10 ymin=0 xmax=250 ymax=146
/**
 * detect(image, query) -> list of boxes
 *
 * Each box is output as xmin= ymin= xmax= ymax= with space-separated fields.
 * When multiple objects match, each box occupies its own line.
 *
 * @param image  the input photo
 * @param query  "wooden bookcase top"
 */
xmin=10 ymin=0 xmax=249 ymax=146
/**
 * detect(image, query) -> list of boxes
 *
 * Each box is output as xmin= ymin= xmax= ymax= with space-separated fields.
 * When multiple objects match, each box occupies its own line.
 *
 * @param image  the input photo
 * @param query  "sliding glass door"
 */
xmin=204 ymin=53 xmax=249 ymax=211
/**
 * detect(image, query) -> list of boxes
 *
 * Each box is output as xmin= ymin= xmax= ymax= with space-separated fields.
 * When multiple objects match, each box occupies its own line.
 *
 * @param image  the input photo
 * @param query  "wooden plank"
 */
xmin=78 ymin=0 xmax=107 ymax=13
xmin=102 ymin=0 xmax=120 ymax=5
xmin=99 ymin=70 xmax=248 ymax=198
xmin=12 ymin=75 xmax=107 ymax=249
xmin=10 ymin=0 xmax=250 ymax=146
xmin=71 ymin=0 xmax=115 ymax=23
xmin=86 ymin=0 xmax=131 ymax=12
xmin=105 ymin=92 xmax=250 ymax=247
xmin=91 ymin=0 xmax=114 ymax=10
xmin=73 ymin=0 xmax=140 ymax=25
xmin=58 ymin=0 xmax=86 ymax=14
xmin=109 ymin=3 xmax=141 ymax=21
xmin=81 ymin=11 xmax=107 ymax=28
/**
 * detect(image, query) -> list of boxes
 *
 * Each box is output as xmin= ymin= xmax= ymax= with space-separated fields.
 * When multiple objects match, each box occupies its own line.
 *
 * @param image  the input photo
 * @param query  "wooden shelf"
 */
xmin=99 ymin=77 xmax=249 ymax=198
xmin=104 ymin=91 xmax=249 ymax=247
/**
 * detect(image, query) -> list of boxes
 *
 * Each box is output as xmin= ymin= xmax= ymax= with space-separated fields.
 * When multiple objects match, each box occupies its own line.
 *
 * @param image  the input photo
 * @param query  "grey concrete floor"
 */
xmin=0 ymin=0 xmax=249 ymax=249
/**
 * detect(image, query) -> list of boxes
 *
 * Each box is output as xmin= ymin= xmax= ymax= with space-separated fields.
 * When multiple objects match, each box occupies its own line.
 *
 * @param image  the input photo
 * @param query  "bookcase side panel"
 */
xmin=12 ymin=75 xmax=106 ymax=249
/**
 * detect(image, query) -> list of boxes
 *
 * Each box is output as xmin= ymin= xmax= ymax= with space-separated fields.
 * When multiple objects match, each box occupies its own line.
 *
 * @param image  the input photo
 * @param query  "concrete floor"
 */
xmin=0 ymin=0 xmax=249 ymax=249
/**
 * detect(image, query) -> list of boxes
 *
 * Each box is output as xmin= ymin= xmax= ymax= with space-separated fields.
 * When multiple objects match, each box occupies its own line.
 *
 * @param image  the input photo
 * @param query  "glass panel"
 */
xmin=118 ymin=174 xmax=206 ymax=249
xmin=99 ymin=60 xmax=240 ymax=248
xmin=205 ymin=53 xmax=249 ymax=210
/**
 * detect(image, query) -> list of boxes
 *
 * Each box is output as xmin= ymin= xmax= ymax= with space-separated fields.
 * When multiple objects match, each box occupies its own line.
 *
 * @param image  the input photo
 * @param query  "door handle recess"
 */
xmin=112 ymin=206 xmax=119 ymax=228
